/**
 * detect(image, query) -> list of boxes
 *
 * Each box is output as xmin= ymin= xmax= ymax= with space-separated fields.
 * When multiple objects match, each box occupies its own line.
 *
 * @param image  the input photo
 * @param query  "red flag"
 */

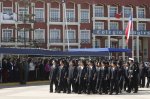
xmin=115 ymin=12 xmax=122 ymax=19
xmin=125 ymin=16 xmax=133 ymax=45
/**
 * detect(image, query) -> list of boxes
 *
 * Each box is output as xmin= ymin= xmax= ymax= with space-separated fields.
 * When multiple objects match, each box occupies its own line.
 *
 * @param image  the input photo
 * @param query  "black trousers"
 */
xmin=67 ymin=79 xmax=74 ymax=93
xmin=78 ymin=78 xmax=87 ymax=94
xmin=146 ymin=77 xmax=150 ymax=88
xmin=50 ymin=79 xmax=58 ymax=92
xmin=128 ymin=77 xmax=138 ymax=92
xmin=110 ymin=79 xmax=119 ymax=94
xmin=124 ymin=78 xmax=129 ymax=91
xmin=99 ymin=79 xmax=107 ymax=93
xmin=87 ymin=80 xmax=96 ymax=94
xmin=139 ymin=76 xmax=145 ymax=87
xmin=58 ymin=79 xmax=67 ymax=92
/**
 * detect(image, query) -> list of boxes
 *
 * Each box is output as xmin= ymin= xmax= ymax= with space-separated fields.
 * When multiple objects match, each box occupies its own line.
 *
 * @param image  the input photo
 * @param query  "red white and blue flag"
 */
xmin=125 ymin=16 xmax=133 ymax=45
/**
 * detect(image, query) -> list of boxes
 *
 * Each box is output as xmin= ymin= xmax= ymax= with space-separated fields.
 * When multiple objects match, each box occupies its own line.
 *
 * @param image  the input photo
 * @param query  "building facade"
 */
xmin=0 ymin=0 xmax=150 ymax=61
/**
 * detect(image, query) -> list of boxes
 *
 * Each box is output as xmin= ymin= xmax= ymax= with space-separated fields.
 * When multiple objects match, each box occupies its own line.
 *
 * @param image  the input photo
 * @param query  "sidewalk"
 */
xmin=0 ymin=80 xmax=49 ymax=89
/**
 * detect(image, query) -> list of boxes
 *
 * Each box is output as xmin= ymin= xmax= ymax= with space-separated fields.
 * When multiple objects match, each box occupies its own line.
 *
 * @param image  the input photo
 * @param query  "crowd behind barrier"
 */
xmin=0 ymin=56 xmax=150 ymax=95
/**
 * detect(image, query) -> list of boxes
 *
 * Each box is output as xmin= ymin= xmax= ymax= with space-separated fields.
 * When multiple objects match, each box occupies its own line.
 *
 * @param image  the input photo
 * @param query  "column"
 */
xmin=92 ymin=35 xmax=96 ymax=48
xmin=62 ymin=3 xmax=66 ymax=51
xmin=122 ymin=36 xmax=126 ymax=61
xmin=47 ymin=3 xmax=50 ymax=49
xmin=77 ymin=4 xmax=81 ymax=48
xmin=31 ymin=3 xmax=34 ymax=41
xmin=0 ymin=2 xmax=2 ymax=47
xmin=136 ymin=36 xmax=139 ymax=62
xmin=108 ymin=36 xmax=111 ymax=59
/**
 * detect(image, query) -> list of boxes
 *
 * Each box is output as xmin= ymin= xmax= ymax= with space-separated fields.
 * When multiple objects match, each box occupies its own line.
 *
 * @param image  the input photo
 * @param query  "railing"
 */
xmin=95 ymin=13 xmax=104 ymax=17
xmin=80 ymin=19 xmax=89 ymax=23
xmin=67 ymin=18 xmax=75 ymax=22
xmin=33 ymin=39 xmax=45 ymax=43
xmin=49 ymin=39 xmax=62 ymax=43
xmin=65 ymin=39 xmax=77 ymax=43
xmin=80 ymin=39 xmax=91 ymax=44
xmin=49 ymin=18 xmax=61 ymax=22
xmin=35 ymin=18 xmax=45 ymax=22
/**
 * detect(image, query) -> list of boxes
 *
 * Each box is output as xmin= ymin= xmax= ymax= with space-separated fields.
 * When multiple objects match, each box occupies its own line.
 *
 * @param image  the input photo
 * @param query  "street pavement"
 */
xmin=0 ymin=85 xmax=150 ymax=99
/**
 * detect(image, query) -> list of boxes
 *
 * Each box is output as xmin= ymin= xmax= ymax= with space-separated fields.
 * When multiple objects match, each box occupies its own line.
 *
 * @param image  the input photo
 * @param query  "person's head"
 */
xmin=111 ymin=61 xmax=117 ymax=67
xmin=129 ymin=58 xmax=134 ymax=64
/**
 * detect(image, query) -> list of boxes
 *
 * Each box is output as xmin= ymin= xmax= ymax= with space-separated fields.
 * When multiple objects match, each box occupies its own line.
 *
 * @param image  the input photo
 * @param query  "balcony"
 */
xmin=35 ymin=18 xmax=45 ymax=22
xmin=80 ymin=19 xmax=89 ymax=23
xmin=80 ymin=39 xmax=91 ymax=44
xmin=49 ymin=39 xmax=62 ymax=43
xmin=65 ymin=39 xmax=77 ymax=43
xmin=33 ymin=39 xmax=45 ymax=43
xmin=1 ymin=38 xmax=12 ymax=42
xmin=49 ymin=18 xmax=61 ymax=22
xmin=67 ymin=18 xmax=75 ymax=22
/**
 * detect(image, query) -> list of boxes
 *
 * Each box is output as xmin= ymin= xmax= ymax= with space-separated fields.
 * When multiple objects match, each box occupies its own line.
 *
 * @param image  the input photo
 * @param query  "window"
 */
xmin=34 ymin=29 xmax=45 ymax=43
xmin=2 ymin=29 xmax=13 ymax=42
xmin=3 ymin=7 xmax=12 ymax=14
xmin=35 ymin=8 xmax=44 ymax=22
xmin=80 ymin=30 xmax=90 ymax=43
xmin=95 ymin=22 xmax=104 ymax=29
xmin=18 ymin=7 xmax=29 ymax=21
xmin=109 ymin=6 xmax=117 ymax=17
xmin=81 ymin=9 xmax=89 ymax=23
xmin=18 ymin=30 xmax=29 ymax=42
xmin=138 ymin=8 xmax=145 ymax=18
xmin=50 ymin=8 xmax=60 ymax=22
xmin=94 ymin=6 xmax=104 ymax=17
xmin=110 ymin=22 xmax=118 ymax=30
xmin=124 ymin=7 xmax=132 ymax=18
xmin=105 ymin=39 xmax=108 ymax=48
xmin=95 ymin=39 xmax=100 ymax=48
xmin=50 ymin=29 xmax=61 ymax=43
xmin=66 ymin=9 xmax=75 ymax=22
xmin=65 ymin=30 xmax=76 ymax=43
xmin=138 ymin=23 xmax=146 ymax=30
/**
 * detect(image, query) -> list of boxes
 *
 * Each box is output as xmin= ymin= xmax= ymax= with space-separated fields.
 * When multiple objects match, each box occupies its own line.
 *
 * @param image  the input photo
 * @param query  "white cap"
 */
xmin=129 ymin=58 xmax=134 ymax=61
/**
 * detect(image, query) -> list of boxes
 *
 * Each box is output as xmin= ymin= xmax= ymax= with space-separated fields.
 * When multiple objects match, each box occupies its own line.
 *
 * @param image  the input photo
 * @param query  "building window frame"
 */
xmin=138 ymin=23 xmax=146 ymax=30
xmin=80 ymin=30 xmax=90 ymax=43
xmin=18 ymin=7 xmax=29 ymax=21
xmin=138 ymin=7 xmax=145 ymax=18
xmin=65 ymin=30 xmax=76 ymax=43
xmin=49 ymin=8 xmax=60 ymax=22
xmin=49 ymin=29 xmax=61 ymax=43
xmin=2 ymin=29 xmax=13 ymax=42
xmin=34 ymin=8 xmax=45 ymax=22
xmin=17 ymin=29 xmax=29 ymax=42
xmin=80 ymin=9 xmax=90 ymax=23
xmin=124 ymin=7 xmax=132 ymax=18
xmin=94 ymin=6 xmax=104 ymax=17
xmin=34 ymin=29 xmax=45 ymax=43
xmin=95 ymin=22 xmax=104 ymax=29
xmin=109 ymin=6 xmax=118 ymax=17
xmin=66 ymin=9 xmax=75 ymax=22
xmin=110 ymin=22 xmax=118 ymax=30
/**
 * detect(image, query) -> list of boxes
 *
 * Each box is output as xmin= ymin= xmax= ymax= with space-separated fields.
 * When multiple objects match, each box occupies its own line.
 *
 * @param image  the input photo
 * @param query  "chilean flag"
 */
xmin=125 ymin=16 xmax=133 ymax=45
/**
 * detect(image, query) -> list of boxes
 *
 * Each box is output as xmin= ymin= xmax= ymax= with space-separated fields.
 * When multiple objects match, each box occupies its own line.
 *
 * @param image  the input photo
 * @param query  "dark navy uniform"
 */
xmin=49 ymin=64 xmax=58 ymax=92
xmin=87 ymin=65 xmax=97 ymax=94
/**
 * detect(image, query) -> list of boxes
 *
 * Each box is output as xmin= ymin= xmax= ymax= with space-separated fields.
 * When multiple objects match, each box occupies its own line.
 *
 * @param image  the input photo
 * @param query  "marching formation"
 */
xmin=49 ymin=58 xmax=150 ymax=95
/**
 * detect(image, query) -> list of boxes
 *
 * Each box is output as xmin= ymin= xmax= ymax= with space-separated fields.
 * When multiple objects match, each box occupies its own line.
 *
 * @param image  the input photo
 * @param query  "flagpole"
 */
xmin=62 ymin=0 xmax=70 ymax=51
xmin=131 ymin=7 xmax=134 ymax=60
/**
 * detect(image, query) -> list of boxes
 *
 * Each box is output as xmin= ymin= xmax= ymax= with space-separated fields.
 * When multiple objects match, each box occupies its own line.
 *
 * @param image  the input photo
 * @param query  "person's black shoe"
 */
xmin=109 ymin=92 xmax=112 ymax=95
xmin=133 ymin=91 xmax=137 ymax=93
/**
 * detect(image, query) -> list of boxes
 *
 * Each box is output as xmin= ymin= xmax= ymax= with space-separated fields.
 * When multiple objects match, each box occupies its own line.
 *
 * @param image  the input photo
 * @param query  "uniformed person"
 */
xmin=77 ymin=60 xmax=87 ymax=94
xmin=67 ymin=60 xmax=75 ymax=94
xmin=57 ymin=60 xmax=68 ymax=93
xmin=49 ymin=60 xmax=59 ymax=93
xmin=109 ymin=61 xmax=119 ymax=95
xmin=98 ymin=61 xmax=108 ymax=94
xmin=87 ymin=60 xmax=97 ymax=94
